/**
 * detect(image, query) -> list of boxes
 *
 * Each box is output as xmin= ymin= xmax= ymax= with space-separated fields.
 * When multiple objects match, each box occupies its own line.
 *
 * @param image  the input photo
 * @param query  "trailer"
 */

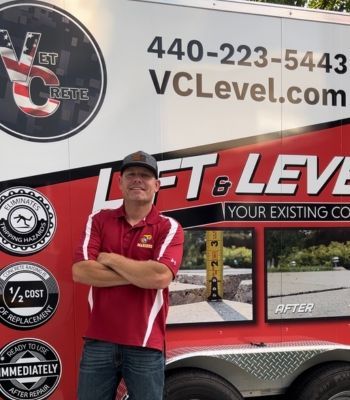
xmin=0 ymin=0 xmax=350 ymax=399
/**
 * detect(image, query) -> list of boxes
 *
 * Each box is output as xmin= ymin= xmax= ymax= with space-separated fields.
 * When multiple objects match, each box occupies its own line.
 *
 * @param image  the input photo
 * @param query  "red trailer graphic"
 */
xmin=0 ymin=1 xmax=350 ymax=399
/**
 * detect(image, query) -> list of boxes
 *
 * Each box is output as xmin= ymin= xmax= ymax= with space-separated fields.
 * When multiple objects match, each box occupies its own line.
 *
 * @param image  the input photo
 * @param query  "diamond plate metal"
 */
xmin=167 ymin=340 xmax=350 ymax=382
xmin=217 ymin=349 xmax=323 ymax=380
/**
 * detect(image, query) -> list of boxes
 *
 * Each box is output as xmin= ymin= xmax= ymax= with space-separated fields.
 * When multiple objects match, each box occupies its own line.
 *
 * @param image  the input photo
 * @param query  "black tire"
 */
xmin=164 ymin=368 xmax=243 ymax=400
xmin=288 ymin=362 xmax=350 ymax=400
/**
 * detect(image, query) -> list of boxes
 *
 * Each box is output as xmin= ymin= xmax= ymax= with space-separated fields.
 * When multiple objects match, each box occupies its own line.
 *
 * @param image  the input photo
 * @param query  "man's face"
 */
xmin=119 ymin=166 xmax=160 ymax=204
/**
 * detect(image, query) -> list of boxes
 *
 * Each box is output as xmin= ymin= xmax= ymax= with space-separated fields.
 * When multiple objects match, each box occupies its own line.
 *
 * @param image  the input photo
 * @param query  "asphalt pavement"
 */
xmin=267 ymin=269 xmax=350 ymax=319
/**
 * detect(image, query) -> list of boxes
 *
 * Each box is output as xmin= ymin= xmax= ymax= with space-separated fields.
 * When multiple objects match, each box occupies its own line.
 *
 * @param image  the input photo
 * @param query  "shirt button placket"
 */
xmin=122 ymin=227 xmax=133 ymax=254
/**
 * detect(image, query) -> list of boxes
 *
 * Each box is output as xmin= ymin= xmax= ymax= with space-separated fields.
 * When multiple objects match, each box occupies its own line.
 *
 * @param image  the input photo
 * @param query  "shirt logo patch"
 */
xmin=137 ymin=234 xmax=153 ymax=249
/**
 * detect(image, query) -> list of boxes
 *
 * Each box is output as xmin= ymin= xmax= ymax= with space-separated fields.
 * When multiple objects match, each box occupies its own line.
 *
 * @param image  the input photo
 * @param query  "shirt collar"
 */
xmin=115 ymin=204 xmax=160 ymax=225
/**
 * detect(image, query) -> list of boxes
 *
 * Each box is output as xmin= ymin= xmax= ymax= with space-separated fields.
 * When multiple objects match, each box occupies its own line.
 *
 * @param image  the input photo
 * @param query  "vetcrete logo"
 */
xmin=0 ymin=1 xmax=106 ymax=142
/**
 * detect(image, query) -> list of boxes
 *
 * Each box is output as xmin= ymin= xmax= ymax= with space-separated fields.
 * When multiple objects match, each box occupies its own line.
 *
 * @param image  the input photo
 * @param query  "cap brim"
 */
xmin=121 ymin=162 xmax=158 ymax=177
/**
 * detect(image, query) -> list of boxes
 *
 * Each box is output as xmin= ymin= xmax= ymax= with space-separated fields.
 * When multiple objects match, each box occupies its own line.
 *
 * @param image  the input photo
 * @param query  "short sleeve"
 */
xmin=154 ymin=217 xmax=184 ymax=277
xmin=74 ymin=210 xmax=102 ymax=262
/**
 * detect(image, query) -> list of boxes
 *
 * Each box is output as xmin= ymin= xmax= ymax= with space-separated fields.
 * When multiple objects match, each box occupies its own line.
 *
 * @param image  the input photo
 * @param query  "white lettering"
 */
xmin=236 ymin=153 xmax=265 ymax=194
xmin=275 ymin=303 xmax=314 ymax=314
xmin=307 ymin=156 xmax=344 ymax=194
xmin=236 ymin=153 xmax=350 ymax=195
xmin=93 ymin=154 xmax=218 ymax=211
xmin=265 ymin=155 xmax=307 ymax=194
xmin=333 ymin=157 xmax=350 ymax=194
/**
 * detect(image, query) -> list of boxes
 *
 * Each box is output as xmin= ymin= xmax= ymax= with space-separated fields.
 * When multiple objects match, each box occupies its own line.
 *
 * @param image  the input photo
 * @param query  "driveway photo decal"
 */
xmin=266 ymin=227 xmax=350 ymax=321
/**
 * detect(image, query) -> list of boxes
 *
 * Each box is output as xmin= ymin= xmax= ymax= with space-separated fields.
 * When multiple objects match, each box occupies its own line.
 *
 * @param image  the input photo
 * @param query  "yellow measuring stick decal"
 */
xmin=206 ymin=230 xmax=223 ymax=301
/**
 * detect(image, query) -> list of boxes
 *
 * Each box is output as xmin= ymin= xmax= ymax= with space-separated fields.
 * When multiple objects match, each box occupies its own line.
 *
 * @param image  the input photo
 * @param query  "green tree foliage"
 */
xmin=307 ymin=0 xmax=350 ymax=12
xmin=251 ymin=0 xmax=350 ymax=11
xmin=251 ymin=0 xmax=306 ymax=5
xmin=224 ymin=246 xmax=252 ymax=269
xmin=182 ymin=230 xmax=253 ymax=269
xmin=182 ymin=230 xmax=206 ymax=269
xmin=265 ymin=229 xmax=308 ymax=268
xmin=277 ymin=241 xmax=350 ymax=270
xmin=266 ymin=229 xmax=350 ymax=271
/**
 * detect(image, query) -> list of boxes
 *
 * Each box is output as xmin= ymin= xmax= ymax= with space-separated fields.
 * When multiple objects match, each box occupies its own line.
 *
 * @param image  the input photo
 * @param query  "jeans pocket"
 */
xmin=122 ymin=346 xmax=164 ymax=376
xmin=80 ymin=339 xmax=115 ymax=370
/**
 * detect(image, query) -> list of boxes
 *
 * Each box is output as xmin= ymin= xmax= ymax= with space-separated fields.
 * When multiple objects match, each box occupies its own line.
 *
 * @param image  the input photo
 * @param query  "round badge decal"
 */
xmin=0 ymin=187 xmax=56 ymax=255
xmin=0 ymin=1 xmax=106 ymax=142
xmin=0 ymin=338 xmax=61 ymax=400
xmin=0 ymin=261 xmax=59 ymax=330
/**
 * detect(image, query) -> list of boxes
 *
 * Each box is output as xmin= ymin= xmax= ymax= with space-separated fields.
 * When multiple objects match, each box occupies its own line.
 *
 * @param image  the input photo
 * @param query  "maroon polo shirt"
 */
xmin=74 ymin=205 xmax=184 ymax=351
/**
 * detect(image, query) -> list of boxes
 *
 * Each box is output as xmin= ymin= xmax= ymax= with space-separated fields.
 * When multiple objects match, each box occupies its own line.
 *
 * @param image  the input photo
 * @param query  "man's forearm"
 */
xmin=72 ymin=260 xmax=130 ymax=287
xmin=97 ymin=252 xmax=173 ymax=289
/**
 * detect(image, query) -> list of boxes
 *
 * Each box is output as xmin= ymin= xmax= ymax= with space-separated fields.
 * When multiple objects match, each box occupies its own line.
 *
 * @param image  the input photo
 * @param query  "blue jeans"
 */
xmin=77 ymin=339 xmax=165 ymax=400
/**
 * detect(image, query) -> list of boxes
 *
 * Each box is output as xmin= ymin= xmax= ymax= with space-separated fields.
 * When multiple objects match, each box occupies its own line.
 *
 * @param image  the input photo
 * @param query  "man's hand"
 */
xmin=72 ymin=259 xmax=130 ymax=287
xmin=97 ymin=252 xmax=115 ymax=267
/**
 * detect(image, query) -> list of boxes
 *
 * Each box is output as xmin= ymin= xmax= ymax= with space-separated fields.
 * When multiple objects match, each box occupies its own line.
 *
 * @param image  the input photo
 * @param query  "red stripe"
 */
xmin=14 ymin=82 xmax=60 ymax=105
xmin=13 ymin=82 xmax=29 ymax=96
xmin=31 ymin=65 xmax=59 ymax=85
xmin=19 ymin=106 xmax=50 ymax=117
xmin=2 ymin=56 xmax=31 ymax=76
xmin=2 ymin=58 xmax=59 ymax=85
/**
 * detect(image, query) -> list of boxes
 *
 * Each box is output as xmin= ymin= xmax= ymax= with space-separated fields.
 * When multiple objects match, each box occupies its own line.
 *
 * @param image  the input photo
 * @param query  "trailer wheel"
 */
xmin=289 ymin=362 xmax=350 ymax=400
xmin=164 ymin=368 xmax=243 ymax=400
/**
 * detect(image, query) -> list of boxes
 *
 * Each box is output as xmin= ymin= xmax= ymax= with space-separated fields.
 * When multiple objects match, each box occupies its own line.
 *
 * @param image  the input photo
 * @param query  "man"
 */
xmin=73 ymin=150 xmax=184 ymax=400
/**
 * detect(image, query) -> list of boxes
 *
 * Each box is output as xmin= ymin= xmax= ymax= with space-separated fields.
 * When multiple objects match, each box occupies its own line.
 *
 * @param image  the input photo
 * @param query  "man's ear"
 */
xmin=154 ymin=179 xmax=161 ymax=193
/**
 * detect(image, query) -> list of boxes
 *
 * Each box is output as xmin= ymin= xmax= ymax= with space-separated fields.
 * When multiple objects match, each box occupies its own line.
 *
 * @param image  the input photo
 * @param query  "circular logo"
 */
xmin=0 ymin=338 xmax=61 ymax=400
xmin=0 ymin=187 xmax=56 ymax=255
xmin=0 ymin=1 xmax=106 ymax=142
xmin=0 ymin=261 xmax=59 ymax=330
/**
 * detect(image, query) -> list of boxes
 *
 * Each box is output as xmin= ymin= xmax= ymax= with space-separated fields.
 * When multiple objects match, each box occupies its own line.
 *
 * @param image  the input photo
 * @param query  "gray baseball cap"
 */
xmin=120 ymin=151 xmax=158 ymax=178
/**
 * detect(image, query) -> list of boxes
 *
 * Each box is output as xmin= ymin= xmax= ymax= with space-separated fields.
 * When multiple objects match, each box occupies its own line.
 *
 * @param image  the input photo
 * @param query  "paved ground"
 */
xmin=168 ymin=268 xmax=350 ymax=323
xmin=267 ymin=269 xmax=350 ymax=319
xmin=167 ymin=298 xmax=252 ymax=324
xmin=267 ymin=269 xmax=350 ymax=296
xmin=168 ymin=267 xmax=253 ymax=324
